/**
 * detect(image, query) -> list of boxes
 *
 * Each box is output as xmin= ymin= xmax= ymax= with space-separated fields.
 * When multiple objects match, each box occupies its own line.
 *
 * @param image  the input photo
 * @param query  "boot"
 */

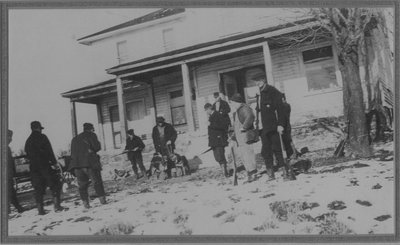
xmin=221 ymin=163 xmax=229 ymax=177
xmin=83 ymin=200 xmax=91 ymax=209
xmin=265 ymin=167 xmax=276 ymax=182
xmin=245 ymin=170 xmax=258 ymax=184
xmin=99 ymin=196 xmax=107 ymax=205
xmin=53 ymin=196 xmax=68 ymax=212
xmin=37 ymin=203 xmax=47 ymax=215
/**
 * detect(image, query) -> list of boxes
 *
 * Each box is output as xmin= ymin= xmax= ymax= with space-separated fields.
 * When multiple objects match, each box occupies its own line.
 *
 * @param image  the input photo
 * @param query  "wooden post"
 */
xmin=148 ymin=81 xmax=157 ymax=122
xmin=70 ymin=101 xmax=78 ymax=137
xmin=96 ymin=104 xmax=106 ymax=151
xmin=262 ymin=41 xmax=275 ymax=86
xmin=116 ymin=76 xmax=127 ymax=143
xmin=181 ymin=63 xmax=195 ymax=132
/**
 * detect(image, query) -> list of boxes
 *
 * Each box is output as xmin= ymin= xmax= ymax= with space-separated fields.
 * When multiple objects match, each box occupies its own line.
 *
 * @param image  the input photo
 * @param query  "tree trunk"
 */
xmin=338 ymin=52 xmax=372 ymax=157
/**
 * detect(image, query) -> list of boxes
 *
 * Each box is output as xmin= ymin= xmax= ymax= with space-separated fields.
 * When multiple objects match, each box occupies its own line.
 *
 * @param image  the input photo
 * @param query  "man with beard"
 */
xmin=252 ymin=74 xmax=296 ymax=181
xmin=25 ymin=121 xmax=67 ymax=215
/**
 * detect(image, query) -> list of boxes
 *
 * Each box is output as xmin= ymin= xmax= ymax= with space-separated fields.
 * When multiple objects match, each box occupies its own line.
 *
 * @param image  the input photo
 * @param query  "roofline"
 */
xmin=107 ymin=19 xmax=319 ymax=75
xmin=78 ymin=11 xmax=186 ymax=45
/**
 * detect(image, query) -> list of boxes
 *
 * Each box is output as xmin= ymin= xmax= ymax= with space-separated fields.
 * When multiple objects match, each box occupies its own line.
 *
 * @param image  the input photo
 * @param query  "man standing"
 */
xmin=212 ymin=92 xmax=231 ymax=119
xmin=252 ymin=74 xmax=296 ymax=181
xmin=7 ymin=130 xmax=24 ymax=213
xmin=25 ymin=121 xmax=66 ymax=215
xmin=69 ymin=123 xmax=106 ymax=209
xmin=229 ymin=94 xmax=258 ymax=183
xmin=124 ymin=129 xmax=146 ymax=179
xmin=204 ymin=103 xmax=230 ymax=177
xmin=152 ymin=116 xmax=178 ymax=157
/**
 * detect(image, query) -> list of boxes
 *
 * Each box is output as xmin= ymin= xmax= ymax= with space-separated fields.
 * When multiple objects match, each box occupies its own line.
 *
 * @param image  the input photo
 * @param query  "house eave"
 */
xmin=106 ymin=19 xmax=320 ymax=76
xmin=78 ymin=11 xmax=186 ymax=46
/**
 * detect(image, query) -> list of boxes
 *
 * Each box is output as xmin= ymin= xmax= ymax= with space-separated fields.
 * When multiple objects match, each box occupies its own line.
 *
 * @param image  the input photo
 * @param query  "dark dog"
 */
xmin=292 ymin=159 xmax=312 ymax=175
xmin=167 ymin=153 xmax=191 ymax=177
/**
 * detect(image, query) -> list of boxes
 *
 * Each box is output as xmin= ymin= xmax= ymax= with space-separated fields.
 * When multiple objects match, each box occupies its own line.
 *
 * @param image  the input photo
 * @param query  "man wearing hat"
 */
xmin=212 ymin=92 xmax=231 ymax=126
xmin=69 ymin=123 xmax=106 ymax=209
xmin=229 ymin=93 xmax=259 ymax=183
xmin=252 ymin=73 xmax=296 ymax=181
xmin=7 ymin=129 xmax=24 ymax=213
xmin=124 ymin=129 xmax=146 ymax=179
xmin=204 ymin=103 xmax=230 ymax=177
xmin=152 ymin=115 xmax=177 ymax=157
xmin=24 ymin=121 xmax=67 ymax=215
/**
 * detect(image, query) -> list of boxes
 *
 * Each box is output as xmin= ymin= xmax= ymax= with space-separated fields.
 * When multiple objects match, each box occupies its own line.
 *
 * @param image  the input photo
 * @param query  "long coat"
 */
xmin=259 ymin=84 xmax=286 ymax=134
xmin=125 ymin=135 xmax=145 ymax=161
xmin=69 ymin=131 xmax=102 ymax=171
xmin=212 ymin=99 xmax=231 ymax=116
xmin=152 ymin=123 xmax=177 ymax=153
xmin=24 ymin=131 xmax=57 ymax=171
xmin=233 ymin=103 xmax=256 ymax=146
xmin=282 ymin=102 xmax=292 ymax=140
xmin=208 ymin=111 xmax=230 ymax=148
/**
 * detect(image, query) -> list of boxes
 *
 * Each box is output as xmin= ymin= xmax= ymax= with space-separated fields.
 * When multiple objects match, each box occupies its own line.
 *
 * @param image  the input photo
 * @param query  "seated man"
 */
xmin=147 ymin=153 xmax=166 ymax=179
xmin=167 ymin=153 xmax=191 ymax=177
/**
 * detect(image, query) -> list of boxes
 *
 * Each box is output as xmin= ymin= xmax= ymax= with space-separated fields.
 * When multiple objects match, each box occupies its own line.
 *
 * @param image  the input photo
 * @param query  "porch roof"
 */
xmin=62 ymin=17 xmax=319 ymax=102
xmin=107 ymin=17 xmax=317 ymax=76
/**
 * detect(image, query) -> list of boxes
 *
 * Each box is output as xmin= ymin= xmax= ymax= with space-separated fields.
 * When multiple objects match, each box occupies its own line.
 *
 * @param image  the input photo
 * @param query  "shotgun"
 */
xmin=230 ymin=139 xmax=239 ymax=186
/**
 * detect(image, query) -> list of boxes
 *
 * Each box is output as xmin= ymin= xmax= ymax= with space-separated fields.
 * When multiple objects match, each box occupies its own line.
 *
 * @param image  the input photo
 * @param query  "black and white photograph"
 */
xmin=1 ymin=1 xmax=398 ymax=242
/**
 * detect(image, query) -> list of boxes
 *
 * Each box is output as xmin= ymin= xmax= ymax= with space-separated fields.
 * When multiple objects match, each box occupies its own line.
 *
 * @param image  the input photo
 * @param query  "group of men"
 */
xmin=205 ymin=73 xmax=296 ymax=183
xmin=7 ymin=72 xmax=295 ymax=216
xmin=7 ymin=115 xmax=183 ymax=215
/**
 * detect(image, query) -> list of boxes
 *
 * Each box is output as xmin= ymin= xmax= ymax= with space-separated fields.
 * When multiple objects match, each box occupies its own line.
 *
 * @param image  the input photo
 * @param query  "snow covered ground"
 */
xmin=8 ymin=141 xmax=395 ymax=236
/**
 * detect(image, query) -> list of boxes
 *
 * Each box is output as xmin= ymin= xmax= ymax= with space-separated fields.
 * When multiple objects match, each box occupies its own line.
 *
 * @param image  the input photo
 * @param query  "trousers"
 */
xmin=74 ymin=168 xmax=105 ymax=202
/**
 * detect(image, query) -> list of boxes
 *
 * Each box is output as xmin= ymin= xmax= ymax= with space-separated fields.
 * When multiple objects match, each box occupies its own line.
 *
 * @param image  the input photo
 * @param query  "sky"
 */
xmin=8 ymin=8 xmax=154 ymax=154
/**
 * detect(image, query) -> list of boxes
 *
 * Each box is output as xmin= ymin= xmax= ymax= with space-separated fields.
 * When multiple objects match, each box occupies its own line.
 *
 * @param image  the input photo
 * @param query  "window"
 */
xmin=169 ymin=90 xmax=186 ymax=126
xmin=302 ymin=46 xmax=339 ymax=92
xmin=126 ymin=100 xmax=145 ymax=121
xmin=162 ymin=28 xmax=175 ymax=52
xmin=116 ymin=41 xmax=128 ymax=64
xmin=109 ymin=106 xmax=122 ymax=148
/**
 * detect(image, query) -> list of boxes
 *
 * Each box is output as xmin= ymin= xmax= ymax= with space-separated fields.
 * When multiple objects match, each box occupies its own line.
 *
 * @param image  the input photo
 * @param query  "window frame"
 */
xmin=116 ymin=40 xmax=129 ymax=64
xmin=109 ymin=105 xmax=122 ymax=149
xmin=167 ymin=88 xmax=187 ymax=126
xmin=299 ymin=42 xmax=343 ymax=96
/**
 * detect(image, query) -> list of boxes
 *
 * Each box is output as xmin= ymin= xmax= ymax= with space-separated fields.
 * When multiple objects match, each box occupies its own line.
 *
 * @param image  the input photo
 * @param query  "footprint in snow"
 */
xmin=260 ymin=193 xmax=275 ymax=199
xmin=372 ymin=183 xmax=383 ymax=189
xmin=327 ymin=201 xmax=346 ymax=210
xmin=374 ymin=215 xmax=391 ymax=222
xmin=74 ymin=216 xmax=93 ymax=222
xmin=356 ymin=200 xmax=372 ymax=207
xmin=213 ymin=210 xmax=227 ymax=218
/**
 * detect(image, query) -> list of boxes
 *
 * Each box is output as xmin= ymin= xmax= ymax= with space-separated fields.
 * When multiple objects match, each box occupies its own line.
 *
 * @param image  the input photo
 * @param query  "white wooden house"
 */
xmin=61 ymin=8 xmax=362 ymax=151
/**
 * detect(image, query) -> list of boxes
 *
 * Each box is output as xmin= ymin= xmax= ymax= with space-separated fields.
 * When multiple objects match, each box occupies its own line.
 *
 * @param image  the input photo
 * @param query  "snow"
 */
xmin=8 ymin=138 xmax=395 ymax=236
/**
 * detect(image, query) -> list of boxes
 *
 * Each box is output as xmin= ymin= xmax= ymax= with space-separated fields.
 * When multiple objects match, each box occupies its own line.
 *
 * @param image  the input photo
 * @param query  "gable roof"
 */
xmin=78 ymin=8 xmax=185 ymax=42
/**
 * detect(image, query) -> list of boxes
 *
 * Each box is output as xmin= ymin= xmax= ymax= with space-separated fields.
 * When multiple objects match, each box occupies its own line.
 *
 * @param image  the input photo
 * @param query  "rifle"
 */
xmin=229 ymin=138 xmax=239 ymax=186
xmin=111 ymin=149 xmax=138 ymax=158
xmin=255 ymin=93 xmax=260 ymax=132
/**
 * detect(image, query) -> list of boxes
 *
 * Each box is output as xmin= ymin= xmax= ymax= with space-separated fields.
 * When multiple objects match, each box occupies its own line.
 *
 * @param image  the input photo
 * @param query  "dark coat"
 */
xmin=259 ymin=84 xmax=286 ymax=134
xmin=208 ymin=111 xmax=230 ymax=147
xmin=24 ymin=131 xmax=57 ymax=171
xmin=282 ymin=102 xmax=292 ymax=138
xmin=212 ymin=99 xmax=231 ymax=116
xmin=152 ymin=122 xmax=177 ymax=153
xmin=69 ymin=131 xmax=102 ymax=171
xmin=125 ymin=135 xmax=145 ymax=160
xmin=8 ymin=146 xmax=16 ymax=179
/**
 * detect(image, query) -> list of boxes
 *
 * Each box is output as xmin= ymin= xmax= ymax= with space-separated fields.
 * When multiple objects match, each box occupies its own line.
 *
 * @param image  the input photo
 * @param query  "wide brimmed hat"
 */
xmin=31 ymin=121 xmax=44 ymax=130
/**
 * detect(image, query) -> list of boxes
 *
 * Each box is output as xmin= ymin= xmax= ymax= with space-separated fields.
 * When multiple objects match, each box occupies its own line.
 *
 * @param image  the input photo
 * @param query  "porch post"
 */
xmin=116 ymin=76 xmax=127 ymax=143
xmin=262 ymin=41 xmax=275 ymax=86
xmin=96 ymin=104 xmax=106 ymax=151
xmin=70 ymin=100 xmax=78 ymax=137
xmin=181 ymin=63 xmax=195 ymax=132
xmin=148 ymin=81 xmax=157 ymax=122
